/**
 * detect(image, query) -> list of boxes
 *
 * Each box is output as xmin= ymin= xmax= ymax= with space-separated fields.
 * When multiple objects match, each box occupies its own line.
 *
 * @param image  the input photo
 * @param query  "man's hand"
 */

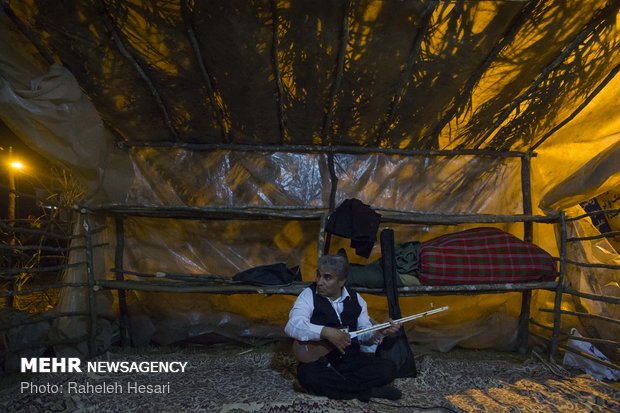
xmin=380 ymin=319 xmax=400 ymax=336
xmin=320 ymin=326 xmax=351 ymax=354
xmin=370 ymin=319 xmax=400 ymax=343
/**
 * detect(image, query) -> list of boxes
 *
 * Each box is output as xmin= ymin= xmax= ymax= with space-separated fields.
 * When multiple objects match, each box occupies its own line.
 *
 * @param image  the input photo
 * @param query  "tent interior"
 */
xmin=0 ymin=0 xmax=619 ymax=395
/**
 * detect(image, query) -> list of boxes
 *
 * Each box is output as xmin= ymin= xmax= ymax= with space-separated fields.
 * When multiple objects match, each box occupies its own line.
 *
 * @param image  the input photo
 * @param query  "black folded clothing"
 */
xmin=325 ymin=198 xmax=381 ymax=258
xmin=232 ymin=263 xmax=301 ymax=285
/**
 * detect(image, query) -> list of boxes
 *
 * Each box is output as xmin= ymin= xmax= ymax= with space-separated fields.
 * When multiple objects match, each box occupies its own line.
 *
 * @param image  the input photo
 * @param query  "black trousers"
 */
xmin=297 ymin=352 xmax=397 ymax=400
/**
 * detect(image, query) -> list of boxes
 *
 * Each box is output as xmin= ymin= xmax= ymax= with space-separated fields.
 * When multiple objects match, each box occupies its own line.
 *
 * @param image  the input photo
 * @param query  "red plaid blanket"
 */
xmin=419 ymin=227 xmax=557 ymax=285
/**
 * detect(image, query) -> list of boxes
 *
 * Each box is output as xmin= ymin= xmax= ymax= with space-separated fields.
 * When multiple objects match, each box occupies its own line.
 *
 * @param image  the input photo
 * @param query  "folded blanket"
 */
xmin=418 ymin=227 xmax=557 ymax=285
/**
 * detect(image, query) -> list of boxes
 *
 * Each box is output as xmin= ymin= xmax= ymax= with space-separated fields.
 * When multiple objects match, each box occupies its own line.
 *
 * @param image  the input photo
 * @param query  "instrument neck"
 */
xmin=349 ymin=306 xmax=448 ymax=338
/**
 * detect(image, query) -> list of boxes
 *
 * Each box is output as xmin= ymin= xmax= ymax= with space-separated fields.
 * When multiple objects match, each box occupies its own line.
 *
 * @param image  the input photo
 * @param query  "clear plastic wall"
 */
xmin=48 ymin=149 xmax=542 ymax=353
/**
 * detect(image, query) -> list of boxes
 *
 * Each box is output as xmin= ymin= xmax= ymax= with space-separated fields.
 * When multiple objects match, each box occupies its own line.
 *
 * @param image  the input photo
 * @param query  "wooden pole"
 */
xmin=115 ymin=216 xmax=130 ymax=347
xmin=321 ymin=0 xmax=351 ymax=145
xmin=6 ymin=146 xmax=16 ymax=308
xmin=521 ymin=153 xmax=533 ymax=242
xmin=539 ymin=308 xmax=620 ymax=326
xmin=82 ymin=210 xmax=98 ymax=358
xmin=8 ymin=147 xmax=15 ymax=229
xmin=550 ymin=212 xmax=567 ymax=362
xmin=515 ymin=152 xmax=534 ymax=352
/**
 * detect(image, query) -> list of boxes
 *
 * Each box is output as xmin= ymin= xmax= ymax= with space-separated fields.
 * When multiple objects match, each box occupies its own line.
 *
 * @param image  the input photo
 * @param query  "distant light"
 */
xmin=10 ymin=161 xmax=24 ymax=170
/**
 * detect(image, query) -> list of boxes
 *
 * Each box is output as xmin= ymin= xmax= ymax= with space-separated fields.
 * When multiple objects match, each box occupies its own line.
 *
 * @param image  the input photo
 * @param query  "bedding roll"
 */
xmin=419 ymin=227 xmax=557 ymax=285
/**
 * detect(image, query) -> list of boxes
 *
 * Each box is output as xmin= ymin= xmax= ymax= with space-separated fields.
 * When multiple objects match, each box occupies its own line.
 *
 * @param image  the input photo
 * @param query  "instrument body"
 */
xmin=292 ymin=306 xmax=448 ymax=363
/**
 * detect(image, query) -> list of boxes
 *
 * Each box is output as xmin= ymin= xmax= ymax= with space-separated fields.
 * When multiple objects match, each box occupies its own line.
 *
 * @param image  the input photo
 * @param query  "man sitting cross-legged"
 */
xmin=285 ymin=253 xmax=402 ymax=402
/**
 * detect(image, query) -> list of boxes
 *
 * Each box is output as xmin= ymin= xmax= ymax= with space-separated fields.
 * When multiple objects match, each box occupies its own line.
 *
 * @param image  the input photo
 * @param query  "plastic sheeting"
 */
xmin=125 ymin=148 xmax=522 ymax=212
xmin=561 ymin=206 xmax=620 ymax=356
xmin=99 ymin=144 xmax=536 ymax=351
xmin=0 ymin=2 xmax=619 ymax=355
xmin=540 ymin=140 xmax=620 ymax=212
xmin=563 ymin=328 xmax=620 ymax=380
xmin=1 ymin=62 xmax=617 ymax=354
xmin=0 ymin=16 xmax=135 ymax=203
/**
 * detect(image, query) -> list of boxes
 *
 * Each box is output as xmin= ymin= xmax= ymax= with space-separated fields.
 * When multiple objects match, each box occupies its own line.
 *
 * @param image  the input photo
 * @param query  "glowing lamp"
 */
xmin=10 ymin=161 xmax=24 ymax=170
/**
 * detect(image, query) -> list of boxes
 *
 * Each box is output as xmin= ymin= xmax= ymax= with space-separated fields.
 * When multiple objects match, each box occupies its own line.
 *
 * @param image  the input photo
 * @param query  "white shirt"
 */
xmin=284 ymin=286 xmax=376 ymax=345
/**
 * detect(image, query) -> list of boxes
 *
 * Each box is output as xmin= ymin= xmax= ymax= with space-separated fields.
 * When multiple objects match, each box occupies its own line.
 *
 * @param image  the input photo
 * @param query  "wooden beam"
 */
xmin=566 ymin=260 xmax=620 ymax=271
xmin=181 ymin=0 xmax=230 ymax=144
xmin=100 ymin=1 xmax=179 ymax=140
xmin=82 ymin=211 xmax=98 ymax=358
xmin=530 ymin=321 xmax=620 ymax=347
xmin=271 ymin=0 xmax=287 ymax=144
xmin=378 ymin=211 xmax=558 ymax=225
xmin=120 ymin=140 xmax=534 ymax=158
xmin=520 ymin=153 xmax=533 ymax=242
xmin=397 ymin=281 xmax=557 ymax=295
xmin=539 ymin=308 xmax=620 ymax=326
xmin=97 ymin=278 xmax=307 ymax=295
xmin=516 ymin=290 xmax=532 ymax=353
xmin=566 ymin=206 xmax=620 ymax=221
xmin=86 ymin=204 xmax=327 ymax=220
xmin=96 ymin=278 xmax=559 ymax=296
xmin=550 ymin=211 xmax=567 ymax=362
xmin=115 ymin=268 xmax=236 ymax=283
xmin=114 ymin=216 xmax=130 ymax=347
xmin=567 ymin=230 xmax=620 ymax=242
xmin=321 ymin=0 xmax=352 ymax=145
xmin=563 ymin=285 xmax=620 ymax=303
xmin=83 ymin=203 xmax=560 ymax=226
xmin=327 ymin=152 xmax=338 ymax=211
xmin=374 ymin=0 xmax=438 ymax=147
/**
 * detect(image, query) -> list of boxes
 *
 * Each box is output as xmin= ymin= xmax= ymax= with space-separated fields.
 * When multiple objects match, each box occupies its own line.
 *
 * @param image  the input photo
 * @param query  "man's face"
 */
xmin=316 ymin=269 xmax=346 ymax=300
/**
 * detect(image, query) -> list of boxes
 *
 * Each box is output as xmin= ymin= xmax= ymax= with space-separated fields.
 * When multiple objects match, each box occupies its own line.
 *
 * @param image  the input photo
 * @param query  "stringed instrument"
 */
xmin=292 ymin=306 xmax=449 ymax=363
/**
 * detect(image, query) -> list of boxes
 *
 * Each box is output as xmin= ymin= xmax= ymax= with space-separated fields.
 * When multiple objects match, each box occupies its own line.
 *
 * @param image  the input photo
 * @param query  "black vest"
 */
xmin=309 ymin=284 xmax=362 ymax=356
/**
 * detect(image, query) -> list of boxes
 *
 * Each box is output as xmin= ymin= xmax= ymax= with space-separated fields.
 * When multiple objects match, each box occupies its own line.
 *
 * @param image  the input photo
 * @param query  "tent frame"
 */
xmin=81 ymin=148 xmax=563 ymax=356
xmin=2 ymin=149 xmax=618 ymax=369
xmin=82 ymin=204 xmax=620 ymax=366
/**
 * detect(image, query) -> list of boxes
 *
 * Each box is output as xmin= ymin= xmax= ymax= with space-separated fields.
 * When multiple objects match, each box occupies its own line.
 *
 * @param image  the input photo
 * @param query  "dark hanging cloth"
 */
xmin=325 ymin=198 xmax=381 ymax=258
xmin=376 ymin=228 xmax=417 ymax=378
xmin=232 ymin=263 xmax=301 ymax=286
